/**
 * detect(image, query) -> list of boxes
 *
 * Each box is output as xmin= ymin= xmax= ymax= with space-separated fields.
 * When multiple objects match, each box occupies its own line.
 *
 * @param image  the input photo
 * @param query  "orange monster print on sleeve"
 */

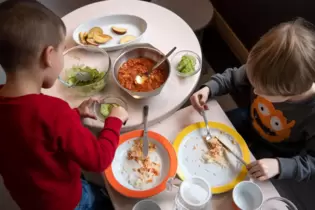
xmin=250 ymin=96 xmax=296 ymax=143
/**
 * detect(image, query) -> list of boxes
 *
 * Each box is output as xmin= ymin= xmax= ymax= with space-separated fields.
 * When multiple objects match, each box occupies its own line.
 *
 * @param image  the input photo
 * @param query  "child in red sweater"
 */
xmin=0 ymin=1 xmax=128 ymax=210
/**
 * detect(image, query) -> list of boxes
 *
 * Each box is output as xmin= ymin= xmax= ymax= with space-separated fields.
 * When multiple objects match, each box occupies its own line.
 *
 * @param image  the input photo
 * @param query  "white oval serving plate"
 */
xmin=73 ymin=14 xmax=147 ymax=51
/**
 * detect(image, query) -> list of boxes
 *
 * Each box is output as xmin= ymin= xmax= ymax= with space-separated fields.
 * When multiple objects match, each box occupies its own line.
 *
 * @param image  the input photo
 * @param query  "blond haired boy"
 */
xmin=191 ymin=19 xmax=315 ymax=181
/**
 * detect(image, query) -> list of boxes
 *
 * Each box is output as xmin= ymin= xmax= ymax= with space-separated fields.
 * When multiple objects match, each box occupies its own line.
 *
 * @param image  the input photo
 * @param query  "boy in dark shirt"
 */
xmin=191 ymin=19 xmax=315 ymax=182
xmin=0 ymin=1 xmax=128 ymax=210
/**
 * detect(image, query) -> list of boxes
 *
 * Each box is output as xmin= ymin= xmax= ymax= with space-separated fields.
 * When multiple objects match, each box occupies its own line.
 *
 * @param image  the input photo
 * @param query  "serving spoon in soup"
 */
xmin=135 ymin=47 xmax=176 ymax=85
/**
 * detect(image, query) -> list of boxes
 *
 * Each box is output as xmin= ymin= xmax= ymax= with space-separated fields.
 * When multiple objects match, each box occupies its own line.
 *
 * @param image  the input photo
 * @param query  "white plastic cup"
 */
xmin=232 ymin=181 xmax=263 ymax=210
xmin=133 ymin=199 xmax=161 ymax=210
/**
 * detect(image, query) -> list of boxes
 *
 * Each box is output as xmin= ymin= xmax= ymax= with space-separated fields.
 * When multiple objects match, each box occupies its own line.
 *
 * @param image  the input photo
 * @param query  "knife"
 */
xmin=142 ymin=105 xmax=149 ymax=157
xmin=218 ymin=139 xmax=247 ymax=166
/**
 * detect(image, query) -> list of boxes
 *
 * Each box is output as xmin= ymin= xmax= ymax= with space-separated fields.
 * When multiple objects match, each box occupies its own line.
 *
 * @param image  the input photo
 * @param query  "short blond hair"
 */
xmin=246 ymin=18 xmax=315 ymax=96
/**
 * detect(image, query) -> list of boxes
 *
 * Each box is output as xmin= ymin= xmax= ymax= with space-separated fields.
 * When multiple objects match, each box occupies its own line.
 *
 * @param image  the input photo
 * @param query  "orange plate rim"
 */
xmin=104 ymin=130 xmax=178 ymax=198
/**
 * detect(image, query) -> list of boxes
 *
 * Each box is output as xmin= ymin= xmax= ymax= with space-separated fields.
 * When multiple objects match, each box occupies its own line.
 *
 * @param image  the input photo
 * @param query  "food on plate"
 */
xmin=88 ymin=26 xmax=103 ymax=35
xmin=100 ymin=103 xmax=119 ymax=118
xmin=202 ymin=136 xmax=227 ymax=167
xmin=177 ymin=55 xmax=196 ymax=74
xmin=118 ymin=58 xmax=167 ymax=92
xmin=120 ymin=35 xmax=136 ymax=44
xmin=111 ymin=26 xmax=127 ymax=35
xmin=93 ymin=33 xmax=112 ymax=44
xmin=86 ymin=38 xmax=98 ymax=46
xmin=78 ymin=26 xmax=112 ymax=46
xmin=66 ymin=65 xmax=105 ymax=86
xmin=127 ymin=139 xmax=157 ymax=161
xmin=79 ymin=32 xmax=88 ymax=44
xmin=87 ymin=32 xmax=94 ymax=39
xmin=127 ymin=139 xmax=160 ymax=189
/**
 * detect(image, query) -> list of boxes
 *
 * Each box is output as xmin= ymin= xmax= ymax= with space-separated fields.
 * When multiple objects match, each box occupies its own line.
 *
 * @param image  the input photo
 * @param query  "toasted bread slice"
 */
xmin=88 ymin=27 xmax=103 ymax=35
xmin=120 ymin=35 xmax=136 ymax=44
xmin=93 ymin=33 xmax=112 ymax=44
xmin=86 ymin=38 xmax=98 ymax=46
xmin=111 ymin=26 xmax=127 ymax=35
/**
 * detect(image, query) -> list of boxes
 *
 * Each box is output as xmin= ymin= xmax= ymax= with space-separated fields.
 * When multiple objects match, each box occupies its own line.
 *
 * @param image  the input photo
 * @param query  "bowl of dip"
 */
xmin=112 ymin=46 xmax=171 ymax=99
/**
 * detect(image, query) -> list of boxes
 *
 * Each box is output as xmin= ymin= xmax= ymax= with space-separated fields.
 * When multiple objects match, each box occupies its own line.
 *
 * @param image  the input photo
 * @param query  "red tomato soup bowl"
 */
xmin=112 ymin=47 xmax=171 ymax=99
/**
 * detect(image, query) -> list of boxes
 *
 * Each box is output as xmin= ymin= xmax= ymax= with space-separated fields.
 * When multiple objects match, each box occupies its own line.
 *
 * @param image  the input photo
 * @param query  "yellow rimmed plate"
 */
xmin=173 ymin=121 xmax=250 ymax=194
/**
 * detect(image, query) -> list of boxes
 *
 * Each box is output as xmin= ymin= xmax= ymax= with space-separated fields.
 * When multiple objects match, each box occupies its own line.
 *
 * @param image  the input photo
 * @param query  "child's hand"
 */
xmin=77 ymin=98 xmax=100 ymax=119
xmin=109 ymin=106 xmax=128 ymax=123
xmin=190 ymin=87 xmax=210 ymax=113
xmin=247 ymin=158 xmax=280 ymax=181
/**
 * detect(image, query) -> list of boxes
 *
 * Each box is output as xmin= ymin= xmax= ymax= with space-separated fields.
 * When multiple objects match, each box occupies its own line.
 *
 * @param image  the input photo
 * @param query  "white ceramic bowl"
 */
xmin=233 ymin=181 xmax=263 ymax=210
xmin=73 ymin=14 xmax=147 ymax=51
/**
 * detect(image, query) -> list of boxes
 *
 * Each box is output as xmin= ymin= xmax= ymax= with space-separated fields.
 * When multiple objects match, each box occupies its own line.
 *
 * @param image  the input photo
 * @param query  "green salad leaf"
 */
xmin=177 ymin=55 xmax=196 ymax=74
xmin=66 ymin=65 xmax=105 ymax=86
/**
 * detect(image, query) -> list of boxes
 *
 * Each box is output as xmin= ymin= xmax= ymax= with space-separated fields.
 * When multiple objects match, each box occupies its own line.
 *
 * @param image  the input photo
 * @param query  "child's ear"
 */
xmin=41 ymin=46 xmax=54 ymax=68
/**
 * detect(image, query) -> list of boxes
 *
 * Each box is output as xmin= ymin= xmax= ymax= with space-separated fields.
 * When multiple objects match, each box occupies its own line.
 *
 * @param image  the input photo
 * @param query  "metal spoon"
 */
xmin=135 ymin=46 xmax=177 ymax=85
xmin=75 ymin=72 xmax=91 ymax=82
xmin=201 ymin=110 xmax=213 ymax=142
xmin=68 ymin=72 xmax=92 ymax=87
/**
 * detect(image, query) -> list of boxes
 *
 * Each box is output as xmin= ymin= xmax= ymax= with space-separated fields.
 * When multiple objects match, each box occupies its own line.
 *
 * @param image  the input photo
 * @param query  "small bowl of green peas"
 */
xmin=172 ymin=50 xmax=201 ymax=77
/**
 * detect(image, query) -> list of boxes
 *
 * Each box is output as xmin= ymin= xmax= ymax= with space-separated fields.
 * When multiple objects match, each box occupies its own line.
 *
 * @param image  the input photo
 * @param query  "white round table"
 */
xmin=42 ymin=0 xmax=202 ymax=132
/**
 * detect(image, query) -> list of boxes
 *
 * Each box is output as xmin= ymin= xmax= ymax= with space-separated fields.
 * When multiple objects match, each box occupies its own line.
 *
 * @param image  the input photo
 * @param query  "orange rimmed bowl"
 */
xmin=105 ymin=130 xmax=177 ymax=198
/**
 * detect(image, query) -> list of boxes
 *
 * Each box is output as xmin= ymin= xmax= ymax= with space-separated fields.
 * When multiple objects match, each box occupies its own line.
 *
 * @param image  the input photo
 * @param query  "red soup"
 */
xmin=118 ymin=58 xmax=167 ymax=92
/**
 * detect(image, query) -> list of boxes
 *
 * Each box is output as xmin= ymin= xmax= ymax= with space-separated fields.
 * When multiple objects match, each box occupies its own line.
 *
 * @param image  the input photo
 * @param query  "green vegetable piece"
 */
xmin=65 ymin=65 xmax=106 ymax=87
xmin=177 ymin=54 xmax=196 ymax=74
xmin=100 ymin=103 xmax=119 ymax=118
xmin=67 ymin=77 xmax=77 ymax=85
xmin=100 ymin=104 xmax=113 ymax=118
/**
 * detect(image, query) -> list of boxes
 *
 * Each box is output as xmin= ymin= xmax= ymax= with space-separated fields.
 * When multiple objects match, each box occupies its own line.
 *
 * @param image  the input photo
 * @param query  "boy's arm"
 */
xmin=203 ymin=65 xmax=250 ymax=97
xmin=53 ymin=103 xmax=122 ymax=172
xmin=277 ymin=138 xmax=315 ymax=181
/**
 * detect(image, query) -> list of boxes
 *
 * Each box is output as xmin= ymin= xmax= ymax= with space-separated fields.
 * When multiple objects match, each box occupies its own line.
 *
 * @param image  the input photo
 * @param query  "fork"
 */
xmin=200 ymin=110 xmax=212 ymax=142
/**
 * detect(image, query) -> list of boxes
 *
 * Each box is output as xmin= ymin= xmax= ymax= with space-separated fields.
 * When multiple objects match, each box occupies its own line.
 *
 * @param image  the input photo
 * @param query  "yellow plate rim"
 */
xmin=173 ymin=121 xmax=250 ymax=194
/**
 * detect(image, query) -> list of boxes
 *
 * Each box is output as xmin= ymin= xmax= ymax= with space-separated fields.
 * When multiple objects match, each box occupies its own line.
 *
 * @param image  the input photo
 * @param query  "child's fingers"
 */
xmin=252 ymin=171 xmax=264 ymax=179
xmin=246 ymin=161 xmax=258 ymax=169
xmin=198 ymin=94 xmax=206 ymax=105
xmin=89 ymin=97 xmax=100 ymax=103
xmin=248 ymin=165 xmax=261 ymax=175
xmin=191 ymin=95 xmax=203 ymax=112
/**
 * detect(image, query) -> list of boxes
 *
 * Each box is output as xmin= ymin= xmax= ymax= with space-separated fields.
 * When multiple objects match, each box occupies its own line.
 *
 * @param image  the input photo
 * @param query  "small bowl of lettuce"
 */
xmin=93 ymin=96 xmax=128 ymax=122
xmin=59 ymin=45 xmax=110 ymax=96
xmin=172 ymin=50 xmax=201 ymax=77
